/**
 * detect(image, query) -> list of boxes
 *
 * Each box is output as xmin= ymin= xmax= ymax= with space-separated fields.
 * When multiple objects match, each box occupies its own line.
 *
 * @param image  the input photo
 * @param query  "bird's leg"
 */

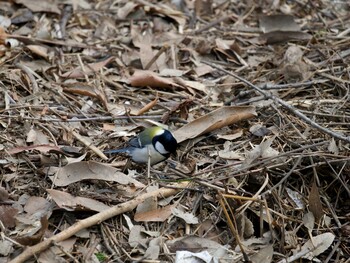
xmin=147 ymin=146 xmax=151 ymax=179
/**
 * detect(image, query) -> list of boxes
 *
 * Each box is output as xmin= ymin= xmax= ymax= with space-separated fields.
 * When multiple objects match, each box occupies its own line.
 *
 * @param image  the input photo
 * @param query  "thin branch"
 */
xmin=9 ymin=182 xmax=189 ymax=263
xmin=202 ymin=60 xmax=350 ymax=143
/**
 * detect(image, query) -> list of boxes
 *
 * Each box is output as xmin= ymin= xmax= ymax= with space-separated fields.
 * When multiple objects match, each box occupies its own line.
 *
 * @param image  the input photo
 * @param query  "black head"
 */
xmin=152 ymin=129 xmax=178 ymax=155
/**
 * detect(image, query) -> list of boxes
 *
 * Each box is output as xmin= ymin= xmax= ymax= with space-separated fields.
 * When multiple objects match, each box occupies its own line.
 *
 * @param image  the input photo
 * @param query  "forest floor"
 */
xmin=0 ymin=0 xmax=349 ymax=262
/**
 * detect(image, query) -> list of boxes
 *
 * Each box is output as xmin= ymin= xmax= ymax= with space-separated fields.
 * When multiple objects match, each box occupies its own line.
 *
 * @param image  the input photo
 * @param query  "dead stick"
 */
xmin=59 ymin=123 xmax=108 ymax=160
xmin=144 ymin=45 xmax=168 ymax=70
xmin=9 ymin=181 xmax=189 ymax=263
xmin=203 ymin=60 xmax=350 ymax=143
xmin=194 ymin=15 xmax=233 ymax=34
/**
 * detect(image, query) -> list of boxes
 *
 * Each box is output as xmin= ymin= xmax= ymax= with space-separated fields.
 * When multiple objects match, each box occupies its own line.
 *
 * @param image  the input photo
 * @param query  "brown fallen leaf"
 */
xmin=47 ymin=189 xmax=111 ymax=212
xmin=135 ymin=0 xmax=186 ymax=26
xmin=63 ymin=82 xmax=102 ymax=98
xmin=250 ymin=244 xmax=274 ymax=263
xmin=162 ymin=98 xmax=193 ymax=123
xmin=173 ymin=106 xmax=257 ymax=143
xmin=300 ymin=232 xmax=335 ymax=260
xmin=0 ymin=186 xmax=9 ymax=201
xmin=259 ymin=14 xmax=301 ymax=33
xmin=24 ymin=196 xmax=51 ymax=215
xmin=0 ymin=26 xmax=8 ymax=45
xmin=281 ymin=46 xmax=310 ymax=81
xmin=63 ymin=82 xmax=108 ymax=109
xmin=0 ymin=205 xmax=18 ymax=228
xmin=309 ymin=179 xmax=324 ymax=222
xmin=26 ymin=128 xmax=50 ymax=145
xmin=14 ymin=0 xmax=60 ymax=14
xmin=129 ymin=70 xmax=183 ymax=89
xmin=61 ymin=56 xmax=115 ymax=78
xmin=26 ymin=45 xmax=49 ymax=60
xmin=50 ymin=161 xmax=145 ymax=188
xmin=134 ymin=204 xmax=175 ymax=222
xmin=167 ymin=236 xmax=228 ymax=255
xmin=258 ymin=15 xmax=311 ymax=45
xmin=117 ymin=2 xmax=139 ymax=19
xmin=7 ymin=144 xmax=63 ymax=155
xmin=259 ymin=31 xmax=312 ymax=45
xmin=15 ymin=216 xmax=49 ymax=246
xmin=133 ymin=30 xmax=158 ymax=71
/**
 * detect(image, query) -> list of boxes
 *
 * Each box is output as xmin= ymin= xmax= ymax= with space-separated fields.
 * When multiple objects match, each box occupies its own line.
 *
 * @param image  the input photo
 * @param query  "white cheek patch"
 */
xmin=154 ymin=129 xmax=165 ymax=136
xmin=155 ymin=141 xmax=169 ymax=155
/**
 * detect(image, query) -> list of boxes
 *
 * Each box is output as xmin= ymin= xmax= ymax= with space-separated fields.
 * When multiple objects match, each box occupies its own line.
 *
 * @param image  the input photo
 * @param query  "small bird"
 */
xmin=105 ymin=126 xmax=177 ymax=165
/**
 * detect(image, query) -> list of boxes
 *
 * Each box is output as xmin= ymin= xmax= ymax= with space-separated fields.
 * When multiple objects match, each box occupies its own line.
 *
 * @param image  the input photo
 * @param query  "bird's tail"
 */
xmin=104 ymin=148 xmax=129 ymax=154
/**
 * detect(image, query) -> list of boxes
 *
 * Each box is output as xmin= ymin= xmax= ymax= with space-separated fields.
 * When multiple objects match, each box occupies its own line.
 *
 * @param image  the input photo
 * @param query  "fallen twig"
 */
xmin=59 ymin=123 xmax=108 ymax=160
xmin=9 ymin=181 xmax=189 ymax=263
xmin=203 ymin=61 xmax=350 ymax=143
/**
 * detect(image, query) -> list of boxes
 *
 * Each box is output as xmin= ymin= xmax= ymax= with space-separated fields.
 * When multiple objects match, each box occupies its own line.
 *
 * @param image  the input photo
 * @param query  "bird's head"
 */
xmin=152 ymin=128 xmax=178 ymax=156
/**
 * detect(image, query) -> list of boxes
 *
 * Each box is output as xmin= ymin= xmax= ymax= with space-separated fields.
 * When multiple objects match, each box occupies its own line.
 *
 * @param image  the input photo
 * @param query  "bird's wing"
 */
xmin=128 ymin=136 xmax=142 ymax=148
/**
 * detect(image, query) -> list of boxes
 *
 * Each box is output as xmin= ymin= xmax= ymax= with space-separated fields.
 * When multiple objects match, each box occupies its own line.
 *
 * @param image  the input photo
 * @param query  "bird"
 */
xmin=105 ymin=126 xmax=178 ymax=165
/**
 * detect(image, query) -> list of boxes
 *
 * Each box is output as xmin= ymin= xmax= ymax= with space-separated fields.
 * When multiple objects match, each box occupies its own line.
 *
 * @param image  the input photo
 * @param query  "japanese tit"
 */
xmin=105 ymin=126 xmax=177 ymax=165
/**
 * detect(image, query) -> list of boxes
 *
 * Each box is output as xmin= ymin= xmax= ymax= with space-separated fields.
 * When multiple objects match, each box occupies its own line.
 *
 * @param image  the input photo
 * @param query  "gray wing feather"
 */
xmin=128 ymin=136 xmax=142 ymax=148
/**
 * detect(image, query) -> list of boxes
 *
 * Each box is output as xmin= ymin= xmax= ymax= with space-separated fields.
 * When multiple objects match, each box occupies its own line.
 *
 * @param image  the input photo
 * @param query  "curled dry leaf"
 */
xmin=26 ymin=45 xmax=49 ymax=60
xmin=136 ymin=95 xmax=158 ymax=115
xmin=173 ymin=106 xmax=257 ymax=143
xmin=129 ymin=70 xmax=183 ymax=89
xmin=50 ymin=161 xmax=145 ymax=188
xmin=236 ymin=213 xmax=254 ymax=239
xmin=282 ymin=46 xmax=310 ymax=81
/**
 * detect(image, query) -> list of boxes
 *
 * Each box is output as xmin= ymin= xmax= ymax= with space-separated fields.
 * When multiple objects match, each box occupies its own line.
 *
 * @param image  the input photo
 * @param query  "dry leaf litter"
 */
xmin=0 ymin=0 xmax=349 ymax=262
